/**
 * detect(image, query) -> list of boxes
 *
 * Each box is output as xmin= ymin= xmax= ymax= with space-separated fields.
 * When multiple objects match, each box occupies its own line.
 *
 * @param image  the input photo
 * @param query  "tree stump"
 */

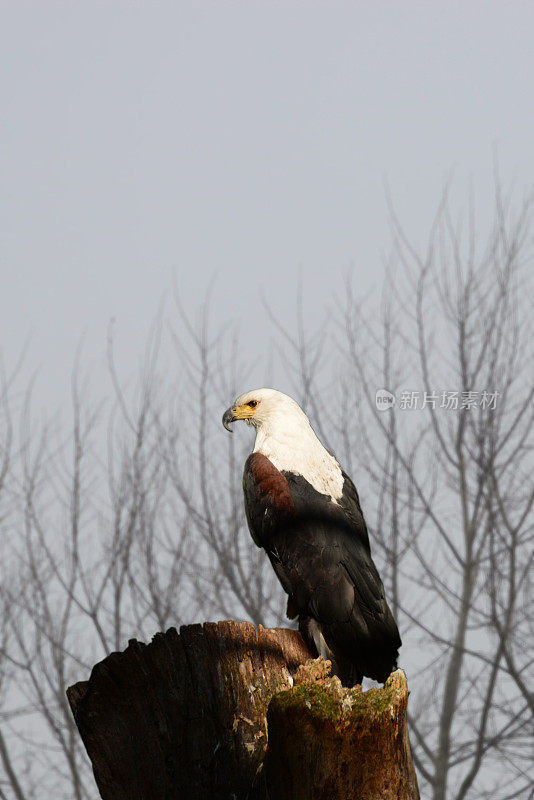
xmin=67 ymin=621 xmax=419 ymax=800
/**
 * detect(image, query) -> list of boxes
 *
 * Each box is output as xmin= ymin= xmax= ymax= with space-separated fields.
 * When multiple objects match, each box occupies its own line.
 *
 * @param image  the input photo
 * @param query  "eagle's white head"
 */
xmin=222 ymin=388 xmax=343 ymax=501
xmin=223 ymin=388 xmax=306 ymax=433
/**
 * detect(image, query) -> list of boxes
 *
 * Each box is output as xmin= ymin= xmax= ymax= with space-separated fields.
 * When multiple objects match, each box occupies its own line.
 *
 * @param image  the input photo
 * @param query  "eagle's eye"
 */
xmin=247 ymin=400 xmax=258 ymax=408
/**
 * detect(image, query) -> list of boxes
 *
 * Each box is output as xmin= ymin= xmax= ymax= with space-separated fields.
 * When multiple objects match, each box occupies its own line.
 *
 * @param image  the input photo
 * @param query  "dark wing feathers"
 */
xmin=242 ymin=452 xmax=401 ymax=684
xmin=337 ymin=469 xmax=371 ymax=550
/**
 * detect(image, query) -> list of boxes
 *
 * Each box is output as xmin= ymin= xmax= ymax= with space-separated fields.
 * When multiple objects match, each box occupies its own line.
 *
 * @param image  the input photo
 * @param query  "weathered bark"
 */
xmin=264 ymin=664 xmax=419 ymax=800
xmin=67 ymin=621 xmax=419 ymax=800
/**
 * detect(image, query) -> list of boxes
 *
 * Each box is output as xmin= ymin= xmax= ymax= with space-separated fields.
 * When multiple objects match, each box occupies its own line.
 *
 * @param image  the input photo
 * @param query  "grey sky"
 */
xmin=2 ymin=1 xmax=534 ymax=409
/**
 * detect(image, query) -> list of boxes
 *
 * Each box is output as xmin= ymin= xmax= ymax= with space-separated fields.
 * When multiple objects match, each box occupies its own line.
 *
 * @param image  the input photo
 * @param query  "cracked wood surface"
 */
xmin=67 ymin=621 xmax=419 ymax=800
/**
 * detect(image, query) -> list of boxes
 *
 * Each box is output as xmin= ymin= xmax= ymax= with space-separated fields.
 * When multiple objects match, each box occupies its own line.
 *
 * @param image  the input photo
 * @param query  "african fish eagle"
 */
xmin=222 ymin=388 xmax=401 ymax=686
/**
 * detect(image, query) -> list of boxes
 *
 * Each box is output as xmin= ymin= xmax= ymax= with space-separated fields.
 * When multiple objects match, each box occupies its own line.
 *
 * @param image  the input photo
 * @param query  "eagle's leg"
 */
xmin=298 ymin=616 xmax=328 ymax=659
xmin=298 ymin=617 xmax=363 ymax=688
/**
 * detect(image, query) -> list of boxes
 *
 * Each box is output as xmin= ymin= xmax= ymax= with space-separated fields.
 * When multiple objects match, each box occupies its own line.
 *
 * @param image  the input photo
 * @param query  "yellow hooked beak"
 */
xmin=222 ymin=404 xmax=255 ymax=432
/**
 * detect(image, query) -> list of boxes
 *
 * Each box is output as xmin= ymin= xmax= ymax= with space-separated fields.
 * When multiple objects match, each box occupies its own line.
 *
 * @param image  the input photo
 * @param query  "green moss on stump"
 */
xmin=271 ymin=681 xmax=343 ymax=722
xmin=269 ymin=668 xmax=405 ymax=731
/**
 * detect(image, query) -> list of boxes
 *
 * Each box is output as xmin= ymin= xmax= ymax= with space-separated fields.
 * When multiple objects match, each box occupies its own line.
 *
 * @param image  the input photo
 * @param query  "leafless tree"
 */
xmin=0 ymin=336 xmax=196 ymax=797
xmin=0 ymin=308 xmax=285 ymax=798
xmin=325 ymin=183 xmax=534 ymax=800
xmin=0 ymin=182 xmax=532 ymax=799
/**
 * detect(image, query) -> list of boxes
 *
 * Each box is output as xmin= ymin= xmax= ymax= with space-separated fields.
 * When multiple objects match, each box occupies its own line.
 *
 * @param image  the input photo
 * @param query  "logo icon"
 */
xmin=375 ymin=389 xmax=396 ymax=411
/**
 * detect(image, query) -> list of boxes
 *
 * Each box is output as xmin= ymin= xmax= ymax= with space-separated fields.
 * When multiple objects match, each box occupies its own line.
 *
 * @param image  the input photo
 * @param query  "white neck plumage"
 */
xmin=253 ymin=415 xmax=344 ymax=502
